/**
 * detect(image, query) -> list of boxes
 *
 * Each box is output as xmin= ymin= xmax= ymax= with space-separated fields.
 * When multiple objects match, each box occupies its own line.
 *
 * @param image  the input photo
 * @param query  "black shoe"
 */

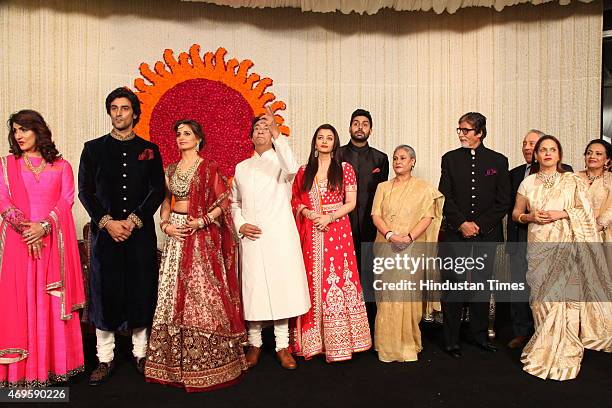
xmin=88 ymin=361 xmax=114 ymax=386
xmin=134 ymin=357 xmax=145 ymax=375
xmin=445 ymin=345 xmax=462 ymax=359
xmin=475 ymin=342 xmax=498 ymax=353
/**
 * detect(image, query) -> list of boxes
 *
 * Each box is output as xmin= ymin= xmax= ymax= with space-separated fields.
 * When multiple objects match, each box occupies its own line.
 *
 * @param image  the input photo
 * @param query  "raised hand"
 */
xmin=263 ymin=106 xmax=280 ymax=140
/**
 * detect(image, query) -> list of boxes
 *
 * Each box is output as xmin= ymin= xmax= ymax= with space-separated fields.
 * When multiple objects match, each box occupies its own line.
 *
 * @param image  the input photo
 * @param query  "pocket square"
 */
xmin=372 ymin=168 xmax=381 ymax=174
xmin=485 ymin=168 xmax=497 ymax=176
xmin=138 ymin=148 xmax=155 ymax=160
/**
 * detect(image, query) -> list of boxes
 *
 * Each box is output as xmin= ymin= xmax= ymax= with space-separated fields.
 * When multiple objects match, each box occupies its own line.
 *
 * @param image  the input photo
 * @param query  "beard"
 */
xmin=350 ymin=130 xmax=370 ymax=143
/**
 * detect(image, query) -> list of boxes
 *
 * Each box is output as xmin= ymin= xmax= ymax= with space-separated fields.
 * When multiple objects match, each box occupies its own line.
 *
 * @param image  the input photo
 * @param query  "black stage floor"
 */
xmin=47 ymin=307 xmax=612 ymax=408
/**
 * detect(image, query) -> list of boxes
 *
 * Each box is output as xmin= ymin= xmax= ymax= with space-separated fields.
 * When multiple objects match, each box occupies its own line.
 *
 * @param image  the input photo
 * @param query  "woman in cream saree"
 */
xmin=512 ymin=135 xmax=612 ymax=381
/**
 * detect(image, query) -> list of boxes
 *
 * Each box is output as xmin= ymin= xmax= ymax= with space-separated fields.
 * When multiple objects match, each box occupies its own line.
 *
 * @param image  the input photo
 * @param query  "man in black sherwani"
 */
xmin=336 ymin=109 xmax=389 ymax=330
xmin=506 ymin=129 xmax=573 ymax=350
xmin=78 ymin=87 xmax=165 ymax=385
xmin=438 ymin=112 xmax=511 ymax=358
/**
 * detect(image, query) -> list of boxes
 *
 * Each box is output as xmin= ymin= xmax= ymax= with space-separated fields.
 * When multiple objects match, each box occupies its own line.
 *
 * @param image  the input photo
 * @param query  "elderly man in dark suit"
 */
xmin=506 ymin=129 xmax=573 ymax=349
xmin=438 ymin=112 xmax=511 ymax=358
xmin=79 ymin=87 xmax=165 ymax=385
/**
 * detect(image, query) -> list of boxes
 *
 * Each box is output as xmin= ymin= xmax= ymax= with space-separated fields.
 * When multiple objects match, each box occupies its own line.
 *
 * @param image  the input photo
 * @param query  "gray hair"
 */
xmin=526 ymin=129 xmax=545 ymax=138
xmin=393 ymin=144 xmax=416 ymax=160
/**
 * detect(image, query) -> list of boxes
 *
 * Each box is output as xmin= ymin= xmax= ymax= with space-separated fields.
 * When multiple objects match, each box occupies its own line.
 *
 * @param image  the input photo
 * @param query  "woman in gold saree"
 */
xmin=577 ymin=139 xmax=612 ymax=270
xmin=512 ymin=135 xmax=612 ymax=381
xmin=371 ymin=145 xmax=444 ymax=362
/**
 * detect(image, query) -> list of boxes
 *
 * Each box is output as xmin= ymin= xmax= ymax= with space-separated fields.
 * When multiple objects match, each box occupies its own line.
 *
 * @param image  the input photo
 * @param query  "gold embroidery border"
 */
xmin=46 ymin=210 xmax=84 ymax=321
xmin=0 ymin=365 xmax=85 ymax=388
xmin=0 ymin=348 xmax=28 ymax=364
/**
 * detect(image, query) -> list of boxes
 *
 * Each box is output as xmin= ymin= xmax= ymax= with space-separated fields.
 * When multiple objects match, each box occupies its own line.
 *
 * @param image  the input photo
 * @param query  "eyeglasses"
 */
xmin=456 ymin=127 xmax=476 ymax=135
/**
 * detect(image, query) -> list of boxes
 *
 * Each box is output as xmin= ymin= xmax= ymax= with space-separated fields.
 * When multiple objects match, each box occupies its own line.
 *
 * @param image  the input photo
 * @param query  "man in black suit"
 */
xmin=336 ymin=109 xmax=389 ymax=329
xmin=78 ymin=87 xmax=165 ymax=385
xmin=438 ymin=112 xmax=511 ymax=358
xmin=506 ymin=129 xmax=573 ymax=349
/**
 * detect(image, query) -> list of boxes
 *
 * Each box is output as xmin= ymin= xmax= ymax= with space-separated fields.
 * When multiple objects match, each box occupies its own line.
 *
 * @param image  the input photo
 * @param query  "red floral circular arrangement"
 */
xmin=148 ymin=78 xmax=254 ymax=176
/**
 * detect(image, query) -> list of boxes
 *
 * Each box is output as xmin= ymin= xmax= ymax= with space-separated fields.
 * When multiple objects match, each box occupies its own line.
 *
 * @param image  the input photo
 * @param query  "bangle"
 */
xmin=385 ymin=231 xmax=395 ymax=241
xmin=161 ymin=223 xmax=170 ymax=234
xmin=517 ymin=214 xmax=527 ymax=224
xmin=207 ymin=212 xmax=215 ymax=224
xmin=408 ymin=232 xmax=414 ymax=243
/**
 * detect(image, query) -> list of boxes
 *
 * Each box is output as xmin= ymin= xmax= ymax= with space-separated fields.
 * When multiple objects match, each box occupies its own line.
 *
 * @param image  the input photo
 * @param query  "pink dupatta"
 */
xmin=0 ymin=155 xmax=84 ymax=365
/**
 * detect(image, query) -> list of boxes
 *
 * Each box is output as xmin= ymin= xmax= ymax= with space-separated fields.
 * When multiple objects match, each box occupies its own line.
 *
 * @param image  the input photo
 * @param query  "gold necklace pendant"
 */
xmin=536 ymin=171 xmax=558 ymax=189
xmin=23 ymin=155 xmax=46 ymax=182
xmin=586 ymin=172 xmax=602 ymax=184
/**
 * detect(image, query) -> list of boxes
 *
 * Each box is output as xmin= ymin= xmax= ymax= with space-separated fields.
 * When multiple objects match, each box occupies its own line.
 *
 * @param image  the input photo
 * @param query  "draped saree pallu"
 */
xmin=290 ymin=163 xmax=372 ymax=362
xmin=371 ymin=177 xmax=444 ymax=362
xmin=518 ymin=172 xmax=612 ymax=381
xmin=145 ymin=160 xmax=247 ymax=392
xmin=0 ymin=155 xmax=85 ymax=387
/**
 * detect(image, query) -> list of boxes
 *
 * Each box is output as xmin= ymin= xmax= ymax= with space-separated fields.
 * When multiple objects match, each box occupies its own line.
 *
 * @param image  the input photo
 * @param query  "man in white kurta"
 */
xmin=231 ymin=109 xmax=310 ymax=370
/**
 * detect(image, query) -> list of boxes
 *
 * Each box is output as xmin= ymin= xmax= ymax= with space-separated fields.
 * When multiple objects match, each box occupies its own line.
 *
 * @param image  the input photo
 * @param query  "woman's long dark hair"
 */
xmin=7 ymin=110 xmax=61 ymax=163
xmin=301 ymin=124 xmax=343 ymax=192
xmin=530 ymin=135 xmax=567 ymax=174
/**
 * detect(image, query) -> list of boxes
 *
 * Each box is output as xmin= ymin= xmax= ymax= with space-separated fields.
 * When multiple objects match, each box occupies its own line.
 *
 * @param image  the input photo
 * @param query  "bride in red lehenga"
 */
xmin=291 ymin=124 xmax=372 ymax=363
xmin=144 ymin=120 xmax=247 ymax=391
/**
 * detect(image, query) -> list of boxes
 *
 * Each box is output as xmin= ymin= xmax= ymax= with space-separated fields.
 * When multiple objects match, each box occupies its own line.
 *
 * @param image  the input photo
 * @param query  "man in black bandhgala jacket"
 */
xmin=78 ymin=87 xmax=165 ymax=385
xmin=438 ymin=112 xmax=511 ymax=358
xmin=336 ymin=109 xmax=389 ymax=330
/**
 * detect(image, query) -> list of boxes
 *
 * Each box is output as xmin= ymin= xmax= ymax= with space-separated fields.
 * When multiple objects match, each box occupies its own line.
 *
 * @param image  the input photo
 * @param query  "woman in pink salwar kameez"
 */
xmin=0 ymin=110 xmax=85 ymax=387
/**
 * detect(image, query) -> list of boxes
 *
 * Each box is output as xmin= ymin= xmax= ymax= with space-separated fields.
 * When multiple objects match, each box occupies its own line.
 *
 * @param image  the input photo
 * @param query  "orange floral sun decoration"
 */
xmin=132 ymin=44 xmax=290 ymax=176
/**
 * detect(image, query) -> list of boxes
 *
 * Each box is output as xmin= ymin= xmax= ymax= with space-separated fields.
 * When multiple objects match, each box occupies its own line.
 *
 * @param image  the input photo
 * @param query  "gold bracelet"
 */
xmin=518 ymin=214 xmax=527 ymax=224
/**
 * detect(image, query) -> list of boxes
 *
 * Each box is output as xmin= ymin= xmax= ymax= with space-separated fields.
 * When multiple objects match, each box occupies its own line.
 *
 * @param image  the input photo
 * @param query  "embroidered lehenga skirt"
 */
xmin=144 ymin=213 xmax=247 ymax=392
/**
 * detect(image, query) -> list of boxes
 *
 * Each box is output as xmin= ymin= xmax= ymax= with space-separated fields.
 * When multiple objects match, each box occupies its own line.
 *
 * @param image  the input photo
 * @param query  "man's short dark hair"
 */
xmin=459 ymin=112 xmax=487 ymax=140
xmin=105 ymin=87 xmax=142 ymax=125
xmin=350 ymin=109 xmax=372 ymax=128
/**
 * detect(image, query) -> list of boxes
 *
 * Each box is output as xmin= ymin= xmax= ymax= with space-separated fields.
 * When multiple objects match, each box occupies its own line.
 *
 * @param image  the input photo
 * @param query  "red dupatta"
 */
xmin=172 ymin=159 xmax=245 ymax=337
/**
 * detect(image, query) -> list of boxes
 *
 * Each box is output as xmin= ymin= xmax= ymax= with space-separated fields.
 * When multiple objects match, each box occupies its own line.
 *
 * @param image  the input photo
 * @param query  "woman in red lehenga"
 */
xmin=0 ymin=110 xmax=85 ymax=387
xmin=291 ymin=124 xmax=372 ymax=362
xmin=144 ymin=120 xmax=247 ymax=391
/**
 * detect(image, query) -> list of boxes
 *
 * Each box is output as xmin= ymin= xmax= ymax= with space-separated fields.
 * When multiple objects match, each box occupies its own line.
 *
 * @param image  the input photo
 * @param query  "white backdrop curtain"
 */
xmin=185 ymin=0 xmax=594 ymax=14
xmin=0 ymin=0 xmax=603 ymax=236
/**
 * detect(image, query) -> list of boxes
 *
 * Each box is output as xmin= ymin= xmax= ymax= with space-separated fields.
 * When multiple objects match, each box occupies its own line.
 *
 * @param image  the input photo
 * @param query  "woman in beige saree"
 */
xmin=512 ymin=135 xmax=612 ymax=381
xmin=371 ymin=145 xmax=444 ymax=362
xmin=577 ymin=139 xmax=612 ymax=270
